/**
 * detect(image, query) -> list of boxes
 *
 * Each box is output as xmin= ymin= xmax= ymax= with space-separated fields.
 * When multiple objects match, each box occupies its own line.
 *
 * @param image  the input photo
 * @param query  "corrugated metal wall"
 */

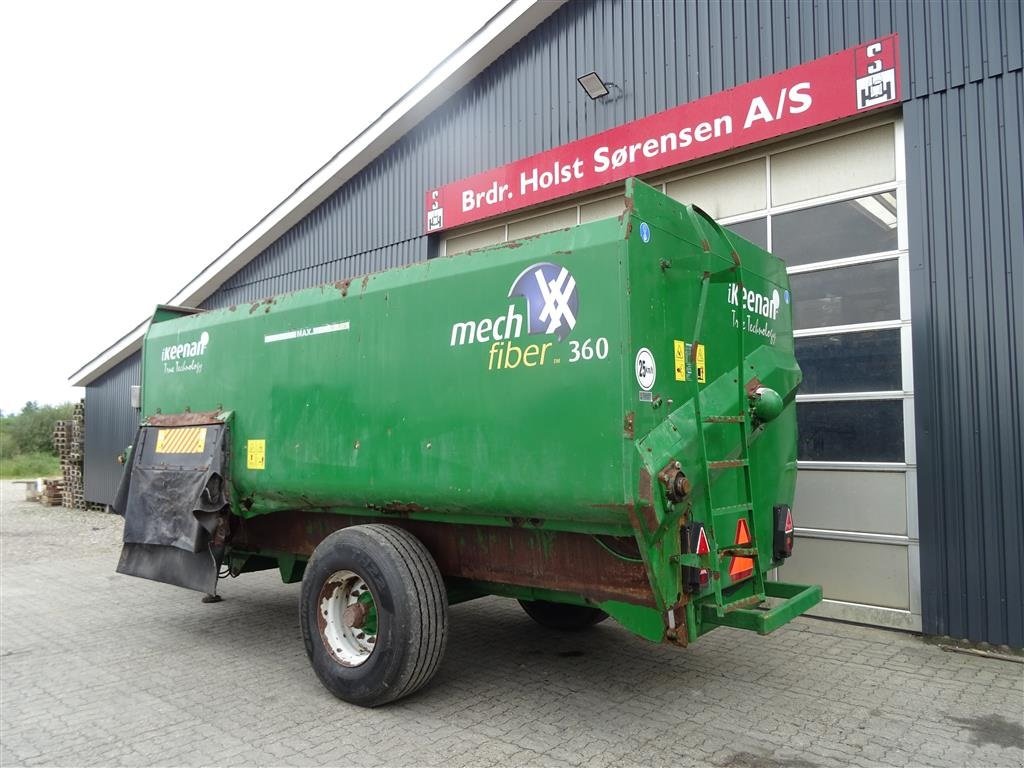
xmin=905 ymin=72 xmax=1023 ymax=647
xmin=87 ymin=0 xmax=1022 ymax=644
xmin=84 ymin=354 xmax=139 ymax=506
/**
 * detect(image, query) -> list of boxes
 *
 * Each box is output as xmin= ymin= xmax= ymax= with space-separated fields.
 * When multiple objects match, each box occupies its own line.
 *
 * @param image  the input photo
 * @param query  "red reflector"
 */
xmin=695 ymin=526 xmax=711 ymax=555
xmin=785 ymin=508 xmax=794 ymax=533
xmin=699 ymin=569 xmax=709 ymax=585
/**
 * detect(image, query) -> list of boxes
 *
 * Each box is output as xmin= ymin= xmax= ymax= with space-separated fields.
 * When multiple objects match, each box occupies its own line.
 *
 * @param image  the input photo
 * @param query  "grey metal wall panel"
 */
xmin=1008 ymin=0 xmax=1023 ymax=72
xmin=907 ymin=67 xmax=1024 ymax=648
xmin=104 ymin=0 xmax=1016 ymax=644
xmin=84 ymin=354 xmax=139 ymax=506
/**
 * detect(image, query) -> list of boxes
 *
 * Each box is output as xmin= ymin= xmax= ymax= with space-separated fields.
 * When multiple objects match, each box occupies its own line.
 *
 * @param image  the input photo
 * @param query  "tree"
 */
xmin=1 ymin=402 xmax=75 ymax=455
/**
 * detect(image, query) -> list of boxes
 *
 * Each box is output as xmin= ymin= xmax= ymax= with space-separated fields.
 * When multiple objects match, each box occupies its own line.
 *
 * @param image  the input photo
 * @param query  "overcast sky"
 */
xmin=0 ymin=0 xmax=505 ymax=415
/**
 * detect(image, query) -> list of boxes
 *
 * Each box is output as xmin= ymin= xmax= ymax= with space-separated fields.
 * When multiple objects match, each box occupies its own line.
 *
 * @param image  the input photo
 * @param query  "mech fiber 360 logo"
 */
xmin=449 ymin=262 xmax=578 ymax=370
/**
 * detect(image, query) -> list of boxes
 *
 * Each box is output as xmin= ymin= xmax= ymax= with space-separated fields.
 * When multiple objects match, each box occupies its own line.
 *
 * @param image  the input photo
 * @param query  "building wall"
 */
xmin=86 ymin=0 xmax=1022 ymax=644
xmin=84 ymin=354 xmax=140 ymax=506
xmin=905 ymin=68 xmax=1023 ymax=647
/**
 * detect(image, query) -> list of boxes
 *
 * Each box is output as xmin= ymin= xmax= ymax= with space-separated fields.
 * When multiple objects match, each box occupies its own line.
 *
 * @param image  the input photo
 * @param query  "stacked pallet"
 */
xmin=40 ymin=479 xmax=64 ymax=506
xmin=52 ymin=400 xmax=86 ymax=509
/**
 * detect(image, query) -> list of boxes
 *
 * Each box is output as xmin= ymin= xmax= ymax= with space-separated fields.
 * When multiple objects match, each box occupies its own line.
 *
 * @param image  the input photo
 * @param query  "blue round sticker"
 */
xmin=639 ymin=222 xmax=651 ymax=243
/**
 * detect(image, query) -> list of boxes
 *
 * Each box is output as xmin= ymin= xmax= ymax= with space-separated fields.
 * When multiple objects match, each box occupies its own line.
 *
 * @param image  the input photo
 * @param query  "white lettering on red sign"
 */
xmin=425 ymin=35 xmax=900 ymax=233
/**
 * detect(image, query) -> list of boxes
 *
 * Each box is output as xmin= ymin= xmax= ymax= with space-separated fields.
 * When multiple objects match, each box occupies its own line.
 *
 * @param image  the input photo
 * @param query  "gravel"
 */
xmin=0 ymin=480 xmax=122 ymax=563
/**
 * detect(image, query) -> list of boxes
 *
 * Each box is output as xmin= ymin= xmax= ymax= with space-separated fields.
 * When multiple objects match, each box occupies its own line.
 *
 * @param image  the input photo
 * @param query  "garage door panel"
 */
xmin=783 ymin=537 xmax=910 ymax=609
xmin=665 ymin=158 xmax=766 ymax=219
xmin=507 ymin=207 xmax=577 ymax=238
xmin=580 ymin=195 xmax=625 ymax=223
xmin=771 ymin=124 xmax=895 ymax=206
xmin=446 ymin=225 xmax=505 ymax=256
xmin=795 ymin=470 xmax=907 ymax=535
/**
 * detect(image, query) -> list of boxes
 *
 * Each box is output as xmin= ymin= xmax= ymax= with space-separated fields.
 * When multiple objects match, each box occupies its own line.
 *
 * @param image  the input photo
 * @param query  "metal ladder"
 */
xmin=686 ymin=211 xmax=766 ymax=617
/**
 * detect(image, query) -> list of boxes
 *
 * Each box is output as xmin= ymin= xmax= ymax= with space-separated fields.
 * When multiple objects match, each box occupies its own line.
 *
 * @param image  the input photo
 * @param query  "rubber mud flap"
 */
xmin=115 ymin=420 xmax=230 ymax=592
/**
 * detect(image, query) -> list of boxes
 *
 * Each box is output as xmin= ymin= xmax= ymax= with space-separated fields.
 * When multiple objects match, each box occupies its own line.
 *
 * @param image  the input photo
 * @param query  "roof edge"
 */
xmin=71 ymin=0 xmax=565 ymax=387
xmin=69 ymin=320 xmax=147 ymax=386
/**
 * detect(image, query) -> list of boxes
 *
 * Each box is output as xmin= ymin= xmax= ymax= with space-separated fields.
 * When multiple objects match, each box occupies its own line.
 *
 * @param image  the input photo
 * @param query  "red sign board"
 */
xmin=425 ymin=35 xmax=899 ymax=233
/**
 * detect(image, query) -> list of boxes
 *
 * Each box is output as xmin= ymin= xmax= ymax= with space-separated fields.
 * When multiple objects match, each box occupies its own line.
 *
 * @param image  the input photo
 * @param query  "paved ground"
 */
xmin=1 ymin=480 xmax=1022 ymax=768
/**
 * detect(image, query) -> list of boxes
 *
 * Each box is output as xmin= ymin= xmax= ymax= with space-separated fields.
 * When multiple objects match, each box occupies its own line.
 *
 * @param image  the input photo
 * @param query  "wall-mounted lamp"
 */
xmin=577 ymin=71 xmax=610 ymax=99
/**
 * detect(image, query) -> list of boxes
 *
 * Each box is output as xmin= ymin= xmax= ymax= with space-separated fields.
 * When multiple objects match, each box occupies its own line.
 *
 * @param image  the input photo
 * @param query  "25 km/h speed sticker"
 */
xmin=635 ymin=347 xmax=656 ymax=391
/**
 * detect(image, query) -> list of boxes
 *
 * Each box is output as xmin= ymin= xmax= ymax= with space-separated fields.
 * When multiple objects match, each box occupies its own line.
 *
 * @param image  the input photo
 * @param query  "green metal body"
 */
xmin=138 ymin=178 xmax=820 ymax=643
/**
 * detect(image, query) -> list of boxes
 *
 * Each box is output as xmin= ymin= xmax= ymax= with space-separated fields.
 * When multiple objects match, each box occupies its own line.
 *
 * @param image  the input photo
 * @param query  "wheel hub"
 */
xmin=317 ymin=570 xmax=378 ymax=667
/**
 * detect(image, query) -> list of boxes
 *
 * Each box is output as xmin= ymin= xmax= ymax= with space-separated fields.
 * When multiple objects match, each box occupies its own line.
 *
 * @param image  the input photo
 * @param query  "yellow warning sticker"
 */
xmin=673 ymin=339 xmax=686 ymax=381
xmin=247 ymin=439 xmax=266 ymax=470
xmin=154 ymin=427 xmax=207 ymax=454
xmin=673 ymin=340 xmax=707 ymax=383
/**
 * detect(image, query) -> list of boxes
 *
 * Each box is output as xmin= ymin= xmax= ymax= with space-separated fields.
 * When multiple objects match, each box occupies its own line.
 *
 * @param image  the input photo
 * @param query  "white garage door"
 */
xmin=442 ymin=116 xmax=920 ymax=632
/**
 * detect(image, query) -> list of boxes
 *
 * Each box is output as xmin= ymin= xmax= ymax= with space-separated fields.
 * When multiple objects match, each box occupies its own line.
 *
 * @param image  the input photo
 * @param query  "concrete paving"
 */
xmin=1 ymin=480 xmax=1022 ymax=767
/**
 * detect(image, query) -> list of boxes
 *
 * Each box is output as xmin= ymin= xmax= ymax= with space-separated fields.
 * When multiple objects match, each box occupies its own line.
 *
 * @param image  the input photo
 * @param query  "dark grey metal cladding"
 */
xmin=90 ymin=1 xmax=1022 ymax=644
xmin=905 ymin=68 xmax=1024 ymax=649
xmin=84 ymin=354 xmax=140 ymax=506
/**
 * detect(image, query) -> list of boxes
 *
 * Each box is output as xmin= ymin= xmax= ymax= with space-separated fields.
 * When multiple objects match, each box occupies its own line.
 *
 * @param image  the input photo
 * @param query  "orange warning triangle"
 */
xmin=729 ymin=518 xmax=754 ymax=581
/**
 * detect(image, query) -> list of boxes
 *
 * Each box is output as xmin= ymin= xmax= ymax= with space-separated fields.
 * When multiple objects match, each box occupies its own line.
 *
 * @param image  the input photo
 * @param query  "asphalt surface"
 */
xmin=1 ymin=480 xmax=1022 ymax=767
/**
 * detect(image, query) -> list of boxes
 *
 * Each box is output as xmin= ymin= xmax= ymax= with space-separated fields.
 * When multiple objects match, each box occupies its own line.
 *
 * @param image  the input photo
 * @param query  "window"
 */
xmin=772 ymin=193 xmax=898 ymax=267
xmin=795 ymin=329 xmax=902 ymax=394
xmin=725 ymin=217 xmax=767 ymax=249
xmin=790 ymin=260 xmax=900 ymax=330
xmin=797 ymin=400 xmax=905 ymax=462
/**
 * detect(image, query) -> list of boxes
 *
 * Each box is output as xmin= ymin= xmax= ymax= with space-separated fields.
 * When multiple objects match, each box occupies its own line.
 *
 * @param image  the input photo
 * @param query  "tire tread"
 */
xmin=359 ymin=524 xmax=447 ymax=702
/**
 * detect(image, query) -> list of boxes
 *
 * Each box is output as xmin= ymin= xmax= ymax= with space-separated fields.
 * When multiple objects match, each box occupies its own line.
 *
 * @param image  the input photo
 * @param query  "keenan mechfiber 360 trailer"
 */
xmin=114 ymin=178 xmax=821 ymax=706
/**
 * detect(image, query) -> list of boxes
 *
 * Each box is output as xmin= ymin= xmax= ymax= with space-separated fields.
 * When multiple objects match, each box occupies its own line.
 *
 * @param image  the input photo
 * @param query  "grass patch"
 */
xmin=0 ymin=452 xmax=61 ymax=479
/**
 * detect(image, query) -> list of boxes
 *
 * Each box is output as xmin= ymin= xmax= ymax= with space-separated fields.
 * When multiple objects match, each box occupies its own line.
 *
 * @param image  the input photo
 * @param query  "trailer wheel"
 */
xmin=300 ymin=524 xmax=448 ymax=706
xmin=518 ymin=599 xmax=608 ymax=631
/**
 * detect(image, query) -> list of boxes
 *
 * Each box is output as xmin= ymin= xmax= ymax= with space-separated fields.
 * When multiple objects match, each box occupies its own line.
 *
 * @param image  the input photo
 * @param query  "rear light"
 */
xmin=694 ymin=525 xmax=710 ymax=555
xmin=683 ymin=523 xmax=711 ymax=593
xmin=773 ymin=504 xmax=795 ymax=560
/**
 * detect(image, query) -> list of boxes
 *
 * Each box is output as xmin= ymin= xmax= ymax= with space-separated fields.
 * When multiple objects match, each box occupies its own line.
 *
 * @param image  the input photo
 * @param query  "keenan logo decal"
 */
xmin=161 ymin=331 xmax=210 ymax=375
xmin=727 ymin=283 xmax=780 ymax=345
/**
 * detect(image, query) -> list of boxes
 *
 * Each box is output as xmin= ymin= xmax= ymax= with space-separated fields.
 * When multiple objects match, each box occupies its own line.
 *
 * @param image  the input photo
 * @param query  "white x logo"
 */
xmin=534 ymin=266 xmax=577 ymax=335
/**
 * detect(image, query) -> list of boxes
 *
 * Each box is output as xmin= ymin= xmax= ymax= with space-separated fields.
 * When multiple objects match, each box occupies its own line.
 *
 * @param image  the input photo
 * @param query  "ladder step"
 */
xmin=720 ymin=594 xmax=765 ymax=614
xmin=703 ymin=415 xmax=745 ymax=424
xmin=711 ymin=503 xmax=753 ymax=515
xmin=708 ymin=459 xmax=748 ymax=469
xmin=718 ymin=546 xmax=759 ymax=557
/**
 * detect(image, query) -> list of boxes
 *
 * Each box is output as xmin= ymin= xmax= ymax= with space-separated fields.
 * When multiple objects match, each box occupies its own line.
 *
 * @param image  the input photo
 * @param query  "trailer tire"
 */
xmin=300 ymin=524 xmax=448 ymax=707
xmin=518 ymin=599 xmax=608 ymax=631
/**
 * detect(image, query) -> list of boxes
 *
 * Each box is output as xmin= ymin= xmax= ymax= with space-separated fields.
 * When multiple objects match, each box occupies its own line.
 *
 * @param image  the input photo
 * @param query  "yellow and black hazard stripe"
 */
xmin=154 ymin=427 xmax=207 ymax=454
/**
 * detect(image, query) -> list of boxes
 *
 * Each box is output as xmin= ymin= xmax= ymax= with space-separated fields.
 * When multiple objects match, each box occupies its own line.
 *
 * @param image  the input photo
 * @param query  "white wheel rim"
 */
xmin=317 ymin=569 xmax=377 ymax=667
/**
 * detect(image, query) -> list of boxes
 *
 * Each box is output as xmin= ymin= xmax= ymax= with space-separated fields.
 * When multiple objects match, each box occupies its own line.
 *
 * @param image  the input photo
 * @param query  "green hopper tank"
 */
xmin=114 ymin=178 xmax=821 ymax=705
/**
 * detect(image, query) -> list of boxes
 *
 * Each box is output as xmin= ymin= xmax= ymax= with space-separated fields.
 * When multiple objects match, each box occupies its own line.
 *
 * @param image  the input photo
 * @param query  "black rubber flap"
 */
xmin=114 ymin=422 xmax=229 ymax=593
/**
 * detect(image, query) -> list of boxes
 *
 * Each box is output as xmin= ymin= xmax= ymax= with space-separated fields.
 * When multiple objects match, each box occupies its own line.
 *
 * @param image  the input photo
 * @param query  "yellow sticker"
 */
xmin=247 ymin=439 xmax=266 ymax=470
xmin=154 ymin=427 xmax=207 ymax=454
xmin=673 ymin=340 xmax=707 ymax=383
xmin=673 ymin=339 xmax=686 ymax=381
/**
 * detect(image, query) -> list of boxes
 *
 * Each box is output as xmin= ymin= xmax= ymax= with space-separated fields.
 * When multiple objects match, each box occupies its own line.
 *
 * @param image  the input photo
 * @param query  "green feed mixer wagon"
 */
xmin=114 ymin=178 xmax=821 ymax=706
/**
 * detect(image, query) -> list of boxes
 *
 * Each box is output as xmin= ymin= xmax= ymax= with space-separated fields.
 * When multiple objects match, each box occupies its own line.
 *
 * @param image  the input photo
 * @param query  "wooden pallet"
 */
xmin=51 ymin=401 xmax=88 ymax=509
